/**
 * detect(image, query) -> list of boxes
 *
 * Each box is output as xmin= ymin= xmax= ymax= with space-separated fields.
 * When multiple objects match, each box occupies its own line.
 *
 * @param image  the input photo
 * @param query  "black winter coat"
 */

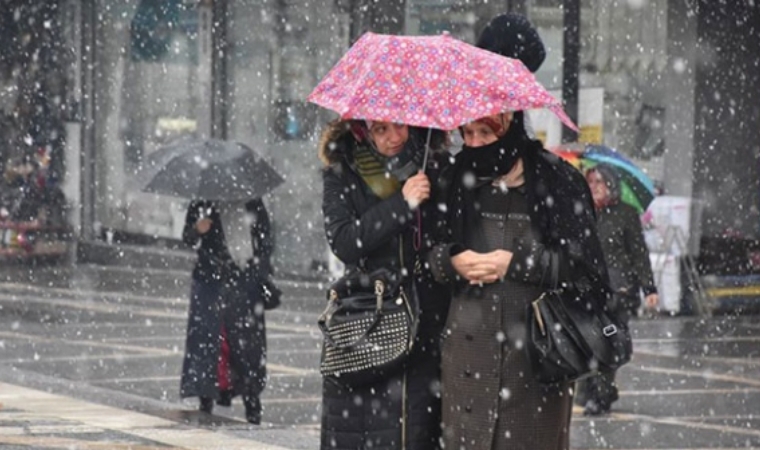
xmin=179 ymin=200 xmax=272 ymax=401
xmin=319 ymin=126 xmax=451 ymax=450
xmin=427 ymin=139 xmax=610 ymax=449
xmin=596 ymin=202 xmax=657 ymax=309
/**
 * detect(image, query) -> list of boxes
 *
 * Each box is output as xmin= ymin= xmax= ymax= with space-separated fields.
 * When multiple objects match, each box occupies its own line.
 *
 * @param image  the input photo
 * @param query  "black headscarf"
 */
xmin=447 ymin=113 xmax=526 ymax=242
xmin=446 ymin=113 xmax=610 ymax=302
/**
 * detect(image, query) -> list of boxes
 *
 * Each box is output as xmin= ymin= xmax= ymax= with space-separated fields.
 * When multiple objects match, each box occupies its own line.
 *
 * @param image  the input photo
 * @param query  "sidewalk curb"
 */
xmin=0 ymin=366 xmax=317 ymax=449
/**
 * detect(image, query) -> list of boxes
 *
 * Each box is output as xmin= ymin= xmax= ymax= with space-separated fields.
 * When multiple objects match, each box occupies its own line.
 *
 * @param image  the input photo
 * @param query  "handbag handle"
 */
xmin=318 ymin=280 xmax=387 ymax=350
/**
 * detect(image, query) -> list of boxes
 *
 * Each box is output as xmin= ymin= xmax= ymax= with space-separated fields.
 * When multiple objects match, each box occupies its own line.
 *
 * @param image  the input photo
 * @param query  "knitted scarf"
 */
xmin=353 ymin=144 xmax=400 ymax=199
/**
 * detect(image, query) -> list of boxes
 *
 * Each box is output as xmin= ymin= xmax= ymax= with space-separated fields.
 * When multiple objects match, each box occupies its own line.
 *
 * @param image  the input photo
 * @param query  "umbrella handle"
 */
xmin=414 ymin=128 xmax=432 ymax=253
xmin=421 ymin=128 xmax=433 ymax=173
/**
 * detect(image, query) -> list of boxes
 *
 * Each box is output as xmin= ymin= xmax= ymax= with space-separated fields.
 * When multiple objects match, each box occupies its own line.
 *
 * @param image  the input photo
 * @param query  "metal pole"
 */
xmin=211 ymin=0 xmax=229 ymax=139
xmin=80 ymin=0 xmax=97 ymax=241
xmin=197 ymin=0 xmax=213 ymax=139
xmin=562 ymin=0 xmax=580 ymax=143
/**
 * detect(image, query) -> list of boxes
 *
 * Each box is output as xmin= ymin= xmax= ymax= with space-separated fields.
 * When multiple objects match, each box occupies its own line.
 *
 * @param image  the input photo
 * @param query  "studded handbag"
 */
xmin=318 ymin=266 xmax=418 ymax=387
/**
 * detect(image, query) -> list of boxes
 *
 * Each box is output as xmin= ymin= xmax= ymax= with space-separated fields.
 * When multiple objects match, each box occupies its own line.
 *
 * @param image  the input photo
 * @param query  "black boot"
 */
xmin=216 ymin=389 xmax=233 ymax=407
xmin=243 ymin=396 xmax=261 ymax=424
xmin=583 ymin=397 xmax=615 ymax=416
xmin=199 ymin=396 xmax=214 ymax=414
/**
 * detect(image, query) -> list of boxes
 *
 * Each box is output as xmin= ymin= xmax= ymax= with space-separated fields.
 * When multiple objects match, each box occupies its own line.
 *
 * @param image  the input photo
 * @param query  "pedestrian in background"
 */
xmin=577 ymin=164 xmax=659 ymax=415
xmin=179 ymin=198 xmax=276 ymax=424
xmin=318 ymin=119 xmax=451 ymax=450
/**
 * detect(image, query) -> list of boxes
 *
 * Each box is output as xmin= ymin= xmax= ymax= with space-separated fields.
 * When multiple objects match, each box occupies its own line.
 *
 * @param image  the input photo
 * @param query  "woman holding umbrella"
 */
xmin=179 ymin=197 xmax=278 ymax=424
xmin=318 ymin=119 xmax=451 ymax=450
xmin=427 ymin=110 xmax=609 ymax=450
xmin=576 ymin=163 xmax=659 ymax=415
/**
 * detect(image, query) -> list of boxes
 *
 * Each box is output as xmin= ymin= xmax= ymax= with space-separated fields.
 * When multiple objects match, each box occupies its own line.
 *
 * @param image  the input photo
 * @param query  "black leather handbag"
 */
xmin=526 ymin=253 xmax=632 ymax=384
xmin=318 ymin=267 xmax=418 ymax=387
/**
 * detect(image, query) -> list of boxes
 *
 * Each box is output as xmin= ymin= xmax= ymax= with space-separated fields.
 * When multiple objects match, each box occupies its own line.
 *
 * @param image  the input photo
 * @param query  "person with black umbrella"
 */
xmin=135 ymin=138 xmax=283 ymax=422
xmin=141 ymin=139 xmax=284 ymax=424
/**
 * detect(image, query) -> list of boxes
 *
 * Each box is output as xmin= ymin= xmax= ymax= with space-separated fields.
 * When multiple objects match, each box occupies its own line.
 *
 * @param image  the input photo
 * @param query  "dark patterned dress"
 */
xmin=441 ymin=183 xmax=573 ymax=450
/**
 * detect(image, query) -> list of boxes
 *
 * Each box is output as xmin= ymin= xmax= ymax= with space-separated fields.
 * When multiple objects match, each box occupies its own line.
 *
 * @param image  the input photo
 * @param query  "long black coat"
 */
xmin=427 ymin=144 xmax=608 ymax=450
xmin=319 ymin=125 xmax=451 ymax=450
xmin=430 ymin=186 xmax=573 ymax=450
xmin=179 ymin=199 xmax=271 ymax=400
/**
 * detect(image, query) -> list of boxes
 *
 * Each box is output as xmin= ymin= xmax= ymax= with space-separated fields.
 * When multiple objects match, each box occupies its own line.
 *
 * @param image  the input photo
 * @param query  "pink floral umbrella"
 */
xmin=308 ymin=32 xmax=577 ymax=132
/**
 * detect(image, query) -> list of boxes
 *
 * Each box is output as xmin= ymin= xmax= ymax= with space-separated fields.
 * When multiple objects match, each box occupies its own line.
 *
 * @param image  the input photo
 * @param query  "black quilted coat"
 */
xmin=319 ymin=123 xmax=451 ymax=450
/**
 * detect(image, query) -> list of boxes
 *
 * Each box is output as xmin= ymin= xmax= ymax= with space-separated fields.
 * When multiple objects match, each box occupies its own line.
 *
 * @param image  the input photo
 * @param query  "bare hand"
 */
xmin=465 ymin=250 xmax=513 ymax=284
xmin=451 ymin=250 xmax=481 ymax=280
xmin=644 ymin=293 xmax=659 ymax=310
xmin=196 ymin=218 xmax=213 ymax=234
xmin=402 ymin=171 xmax=430 ymax=210
xmin=451 ymin=250 xmax=513 ymax=284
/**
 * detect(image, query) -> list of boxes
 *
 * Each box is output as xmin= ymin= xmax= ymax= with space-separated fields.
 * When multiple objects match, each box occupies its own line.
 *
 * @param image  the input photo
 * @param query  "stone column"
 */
xmin=662 ymin=0 xmax=696 ymax=199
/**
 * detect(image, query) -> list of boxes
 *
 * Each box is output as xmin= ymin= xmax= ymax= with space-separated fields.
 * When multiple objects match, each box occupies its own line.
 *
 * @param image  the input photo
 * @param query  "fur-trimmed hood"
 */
xmin=318 ymin=120 xmax=353 ymax=167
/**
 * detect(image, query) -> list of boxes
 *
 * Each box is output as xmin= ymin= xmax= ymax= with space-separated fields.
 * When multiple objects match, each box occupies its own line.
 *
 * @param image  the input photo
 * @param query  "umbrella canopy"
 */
xmin=136 ymin=138 xmax=284 ymax=201
xmin=308 ymin=32 xmax=577 ymax=132
xmin=584 ymin=145 xmax=656 ymax=195
xmin=552 ymin=144 xmax=655 ymax=214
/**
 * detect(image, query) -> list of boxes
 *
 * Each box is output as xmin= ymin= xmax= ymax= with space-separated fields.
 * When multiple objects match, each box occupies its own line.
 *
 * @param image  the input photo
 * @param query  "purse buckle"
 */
xmin=603 ymin=325 xmax=618 ymax=337
xmin=374 ymin=280 xmax=385 ymax=312
xmin=531 ymin=293 xmax=547 ymax=336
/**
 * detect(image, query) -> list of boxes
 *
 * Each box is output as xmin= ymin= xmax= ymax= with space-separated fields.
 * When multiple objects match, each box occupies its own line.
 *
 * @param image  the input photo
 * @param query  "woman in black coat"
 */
xmin=428 ymin=112 xmax=610 ymax=450
xmin=179 ymin=198 xmax=274 ymax=424
xmin=318 ymin=120 xmax=451 ymax=450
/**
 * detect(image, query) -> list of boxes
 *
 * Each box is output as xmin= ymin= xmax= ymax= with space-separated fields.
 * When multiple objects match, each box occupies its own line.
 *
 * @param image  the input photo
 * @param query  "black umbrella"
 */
xmin=137 ymin=138 xmax=284 ymax=201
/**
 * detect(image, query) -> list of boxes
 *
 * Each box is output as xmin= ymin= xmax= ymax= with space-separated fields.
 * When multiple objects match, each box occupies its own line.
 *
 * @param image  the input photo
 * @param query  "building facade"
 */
xmin=2 ymin=0 xmax=757 ymax=276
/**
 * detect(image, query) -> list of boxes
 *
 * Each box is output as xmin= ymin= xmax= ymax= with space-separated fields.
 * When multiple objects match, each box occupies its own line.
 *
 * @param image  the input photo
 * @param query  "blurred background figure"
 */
xmin=577 ymin=164 xmax=659 ymax=416
xmin=179 ymin=198 xmax=275 ymax=424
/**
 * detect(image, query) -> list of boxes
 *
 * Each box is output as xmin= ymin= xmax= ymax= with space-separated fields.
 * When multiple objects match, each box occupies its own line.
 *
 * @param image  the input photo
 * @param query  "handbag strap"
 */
xmin=550 ymin=250 xmax=559 ymax=289
xmin=318 ymin=280 xmax=386 ymax=349
xmin=320 ymin=235 xmax=415 ymax=350
xmin=318 ymin=314 xmax=383 ymax=350
xmin=539 ymin=250 xmax=560 ymax=290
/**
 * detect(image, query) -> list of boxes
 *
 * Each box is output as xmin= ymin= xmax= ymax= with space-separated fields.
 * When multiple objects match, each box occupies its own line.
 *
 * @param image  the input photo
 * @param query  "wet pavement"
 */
xmin=0 ymin=263 xmax=759 ymax=449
